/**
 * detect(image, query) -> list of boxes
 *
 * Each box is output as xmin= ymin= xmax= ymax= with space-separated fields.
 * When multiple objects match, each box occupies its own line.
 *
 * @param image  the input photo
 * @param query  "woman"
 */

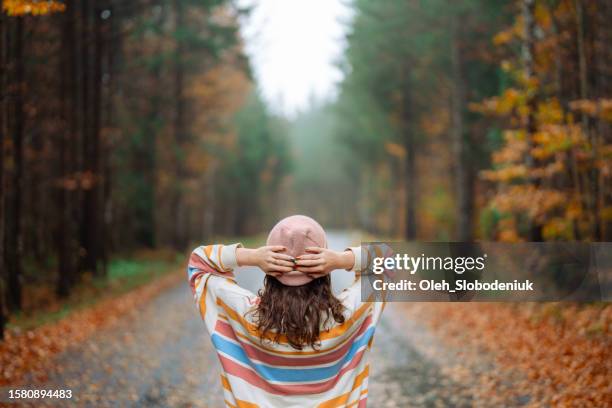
xmin=187 ymin=215 xmax=384 ymax=407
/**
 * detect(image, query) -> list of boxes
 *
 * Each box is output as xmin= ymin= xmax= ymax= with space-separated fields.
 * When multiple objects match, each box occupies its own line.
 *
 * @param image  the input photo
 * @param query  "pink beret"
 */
xmin=266 ymin=215 xmax=327 ymax=286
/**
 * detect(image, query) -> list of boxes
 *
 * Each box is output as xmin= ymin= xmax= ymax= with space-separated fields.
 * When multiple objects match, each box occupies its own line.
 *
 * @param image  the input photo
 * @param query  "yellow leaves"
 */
xmin=491 ymin=135 xmax=527 ymax=164
xmin=531 ymin=124 xmax=584 ymax=159
xmin=569 ymin=99 xmax=598 ymax=116
xmin=491 ymin=185 xmax=566 ymax=222
xmin=570 ymin=98 xmax=612 ymax=122
xmin=496 ymin=88 xmax=522 ymax=115
xmin=536 ymin=99 xmax=564 ymax=124
xmin=477 ymin=91 xmax=601 ymax=240
xmin=565 ymin=199 xmax=582 ymax=220
xmin=482 ymin=165 xmax=527 ymax=182
xmin=479 ymin=3 xmax=612 ymax=242
xmin=534 ymin=2 xmax=552 ymax=30
xmin=384 ymin=142 xmax=406 ymax=159
xmin=2 ymin=0 xmax=65 ymax=16
xmin=601 ymin=207 xmax=612 ymax=222
xmin=500 ymin=60 xmax=513 ymax=72
xmin=471 ymin=88 xmax=525 ymax=117
xmin=542 ymin=218 xmax=573 ymax=240
xmin=492 ymin=13 xmax=524 ymax=46
xmin=474 ymin=87 xmax=548 ymax=119
xmin=529 ymin=160 xmax=564 ymax=178
xmin=485 ymin=131 xmax=527 ymax=173
xmin=498 ymin=218 xmax=522 ymax=242
xmin=492 ymin=28 xmax=515 ymax=46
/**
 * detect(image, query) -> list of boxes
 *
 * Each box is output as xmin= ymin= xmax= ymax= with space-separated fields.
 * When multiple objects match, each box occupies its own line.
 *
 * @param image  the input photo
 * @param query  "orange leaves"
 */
xmin=601 ymin=206 xmax=612 ymax=222
xmin=497 ymin=218 xmax=522 ymax=242
xmin=493 ymin=130 xmax=527 ymax=163
xmin=402 ymin=302 xmax=612 ymax=407
xmin=531 ymin=123 xmax=585 ymax=159
xmin=476 ymin=22 xmax=611 ymax=241
xmin=542 ymin=217 xmax=573 ymax=240
xmin=471 ymin=86 xmax=540 ymax=119
xmin=187 ymin=63 xmax=250 ymax=148
xmin=570 ymin=98 xmax=612 ymax=122
xmin=0 ymin=270 xmax=183 ymax=386
xmin=55 ymin=171 xmax=98 ymax=191
xmin=471 ymin=88 xmax=522 ymax=116
xmin=536 ymin=98 xmax=564 ymax=124
xmin=2 ymin=0 xmax=65 ymax=16
xmin=492 ymin=28 xmax=515 ymax=46
xmin=490 ymin=185 xmax=566 ymax=223
xmin=384 ymin=142 xmax=406 ymax=159
xmin=482 ymin=164 xmax=527 ymax=182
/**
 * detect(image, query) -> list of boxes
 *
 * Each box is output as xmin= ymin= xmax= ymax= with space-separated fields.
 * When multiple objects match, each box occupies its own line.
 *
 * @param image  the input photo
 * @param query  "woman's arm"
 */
xmin=236 ymin=246 xmax=295 ymax=278
xmin=187 ymin=244 xmax=241 ymax=293
xmin=294 ymin=248 xmax=355 ymax=278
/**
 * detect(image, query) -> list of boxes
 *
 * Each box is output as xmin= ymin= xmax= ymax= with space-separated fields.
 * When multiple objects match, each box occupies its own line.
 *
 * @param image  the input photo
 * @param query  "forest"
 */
xmin=0 ymin=0 xmax=611 ymax=343
xmin=299 ymin=0 xmax=611 ymax=245
xmin=0 ymin=0 xmax=291 ymax=339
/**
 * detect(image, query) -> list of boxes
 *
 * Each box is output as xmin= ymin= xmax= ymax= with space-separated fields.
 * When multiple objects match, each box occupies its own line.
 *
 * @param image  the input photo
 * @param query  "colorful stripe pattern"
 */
xmin=187 ymin=244 xmax=385 ymax=408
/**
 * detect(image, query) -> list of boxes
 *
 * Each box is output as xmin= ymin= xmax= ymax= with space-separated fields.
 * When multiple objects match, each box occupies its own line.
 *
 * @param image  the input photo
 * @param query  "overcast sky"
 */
xmin=237 ymin=0 xmax=353 ymax=116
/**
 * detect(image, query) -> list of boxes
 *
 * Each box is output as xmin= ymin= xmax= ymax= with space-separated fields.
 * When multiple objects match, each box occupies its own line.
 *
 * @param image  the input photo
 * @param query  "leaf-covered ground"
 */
xmin=0 ymin=271 xmax=184 ymax=389
xmin=401 ymin=303 xmax=611 ymax=407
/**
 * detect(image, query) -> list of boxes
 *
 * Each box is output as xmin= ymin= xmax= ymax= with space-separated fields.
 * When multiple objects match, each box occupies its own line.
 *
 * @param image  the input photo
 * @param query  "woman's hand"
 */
xmin=236 ymin=246 xmax=295 ymax=277
xmin=294 ymin=247 xmax=355 ymax=278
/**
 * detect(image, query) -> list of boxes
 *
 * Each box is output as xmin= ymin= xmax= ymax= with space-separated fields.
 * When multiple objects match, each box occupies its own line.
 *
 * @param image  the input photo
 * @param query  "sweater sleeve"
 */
xmin=187 ymin=243 xmax=256 ymax=332
xmin=338 ymin=244 xmax=392 ymax=324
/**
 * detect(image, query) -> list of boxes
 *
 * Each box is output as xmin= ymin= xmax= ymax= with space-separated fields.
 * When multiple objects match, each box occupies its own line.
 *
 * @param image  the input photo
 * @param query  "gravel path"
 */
xmin=28 ymin=233 xmax=479 ymax=407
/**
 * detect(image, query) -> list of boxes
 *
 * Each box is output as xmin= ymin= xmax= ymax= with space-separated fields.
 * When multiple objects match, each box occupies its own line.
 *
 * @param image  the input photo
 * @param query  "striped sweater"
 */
xmin=187 ymin=243 xmax=384 ymax=408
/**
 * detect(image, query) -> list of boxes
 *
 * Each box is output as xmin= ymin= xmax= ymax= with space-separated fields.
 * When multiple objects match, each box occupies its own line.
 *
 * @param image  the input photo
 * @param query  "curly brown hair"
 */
xmin=251 ymin=275 xmax=346 ymax=350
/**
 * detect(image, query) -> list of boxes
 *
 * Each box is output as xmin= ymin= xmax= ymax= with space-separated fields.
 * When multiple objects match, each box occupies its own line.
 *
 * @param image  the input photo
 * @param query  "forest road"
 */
xmin=30 ymin=232 xmax=478 ymax=407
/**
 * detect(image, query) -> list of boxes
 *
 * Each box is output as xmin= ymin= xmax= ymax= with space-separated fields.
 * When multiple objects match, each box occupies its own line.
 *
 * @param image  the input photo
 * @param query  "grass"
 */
xmin=9 ymin=249 xmax=184 ymax=331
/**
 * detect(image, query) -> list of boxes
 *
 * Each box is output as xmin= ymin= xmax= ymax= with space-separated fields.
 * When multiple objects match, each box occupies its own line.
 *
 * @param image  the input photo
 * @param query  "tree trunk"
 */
xmin=450 ymin=15 xmax=473 ymax=242
xmin=101 ymin=1 xmax=116 ymax=270
xmin=172 ymin=0 xmax=187 ymax=250
xmin=136 ymin=39 xmax=163 ymax=249
xmin=5 ymin=16 xmax=24 ymax=311
xmin=57 ymin=0 xmax=79 ymax=298
xmin=0 ymin=9 xmax=7 ymax=340
xmin=593 ymin=0 xmax=612 ymax=240
xmin=79 ymin=0 xmax=102 ymax=275
xmin=402 ymin=79 xmax=417 ymax=240
xmin=522 ymin=0 xmax=543 ymax=241
xmin=574 ymin=0 xmax=601 ymax=240
xmin=203 ymin=162 xmax=217 ymax=240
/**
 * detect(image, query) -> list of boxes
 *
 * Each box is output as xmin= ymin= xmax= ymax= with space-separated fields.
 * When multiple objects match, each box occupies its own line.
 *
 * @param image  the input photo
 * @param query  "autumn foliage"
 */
xmin=2 ymin=0 xmax=65 ymax=16
xmin=330 ymin=0 xmax=611 ymax=243
xmin=475 ymin=0 xmax=612 ymax=242
xmin=0 ymin=0 xmax=610 ymax=405
xmin=403 ymin=303 xmax=611 ymax=407
xmin=0 ymin=0 xmax=288 ymax=340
